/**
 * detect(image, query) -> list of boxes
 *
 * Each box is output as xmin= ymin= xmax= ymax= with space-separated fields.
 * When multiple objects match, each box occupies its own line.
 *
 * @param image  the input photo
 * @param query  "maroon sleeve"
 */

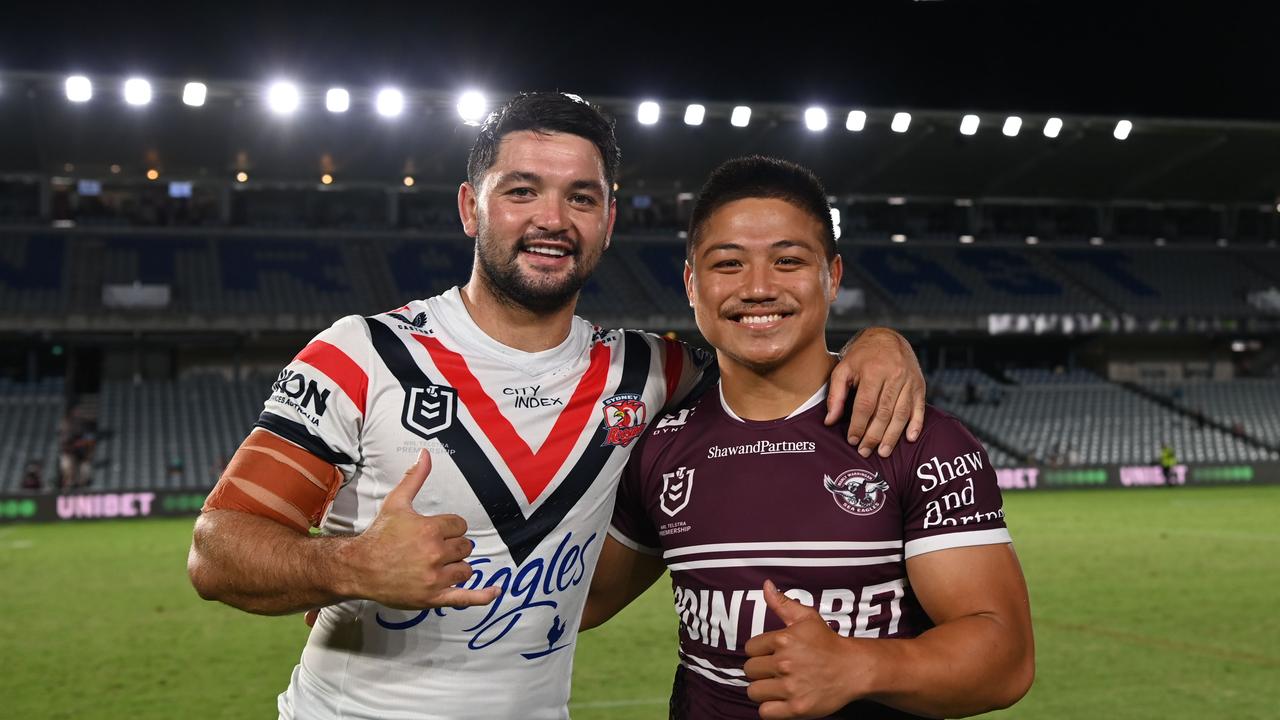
xmin=608 ymin=440 xmax=663 ymax=555
xmin=900 ymin=412 xmax=1012 ymax=559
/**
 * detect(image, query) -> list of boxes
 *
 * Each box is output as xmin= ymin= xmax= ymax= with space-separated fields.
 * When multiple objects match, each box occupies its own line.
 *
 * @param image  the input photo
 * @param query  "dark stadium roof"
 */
xmin=4 ymin=2 xmax=1280 ymax=121
xmin=3 ymin=2 xmax=1280 ymax=203
xmin=2 ymin=71 xmax=1280 ymax=204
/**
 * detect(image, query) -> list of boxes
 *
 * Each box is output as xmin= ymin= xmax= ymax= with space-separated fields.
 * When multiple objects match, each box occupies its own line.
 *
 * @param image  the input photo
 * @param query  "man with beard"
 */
xmin=187 ymin=93 xmax=926 ymax=719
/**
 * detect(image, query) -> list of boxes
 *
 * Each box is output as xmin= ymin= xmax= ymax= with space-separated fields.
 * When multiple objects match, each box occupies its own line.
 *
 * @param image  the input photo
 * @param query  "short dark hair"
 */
xmin=686 ymin=156 xmax=836 ymax=261
xmin=466 ymin=92 xmax=621 ymax=196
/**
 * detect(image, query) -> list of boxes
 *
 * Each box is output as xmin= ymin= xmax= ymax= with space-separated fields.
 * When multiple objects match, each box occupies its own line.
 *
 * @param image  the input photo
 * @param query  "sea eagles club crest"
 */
xmin=601 ymin=393 xmax=647 ymax=447
xmin=824 ymin=468 xmax=890 ymax=516
xmin=402 ymin=383 xmax=457 ymax=439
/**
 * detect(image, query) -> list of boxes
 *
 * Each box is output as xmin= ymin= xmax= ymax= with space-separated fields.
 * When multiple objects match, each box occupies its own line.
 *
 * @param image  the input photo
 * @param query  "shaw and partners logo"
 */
xmin=375 ymin=531 xmax=598 ymax=660
xmin=706 ymin=439 xmax=816 ymax=459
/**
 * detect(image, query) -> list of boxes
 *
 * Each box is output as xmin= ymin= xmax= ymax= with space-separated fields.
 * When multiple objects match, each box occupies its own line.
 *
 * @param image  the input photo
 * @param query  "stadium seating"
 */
xmin=847 ymin=245 xmax=1110 ymax=316
xmin=6 ymin=231 xmax=1280 ymax=321
xmin=934 ymin=369 xmax=1278 ymax=466
xmin=1052 ymin=247 xmax=1271 ymax=316
xmin=1143 ymin=379 xmax=1280 ymax=448
xmin=0 ymin=378 xmax=64 ymax=492
xmin=95 ymin=373 xmax=268 ymax=490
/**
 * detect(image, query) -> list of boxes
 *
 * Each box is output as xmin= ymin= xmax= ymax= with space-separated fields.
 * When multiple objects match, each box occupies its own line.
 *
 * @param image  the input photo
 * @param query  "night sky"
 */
xmin=2 ymin=1 xmax=1278 ymax=121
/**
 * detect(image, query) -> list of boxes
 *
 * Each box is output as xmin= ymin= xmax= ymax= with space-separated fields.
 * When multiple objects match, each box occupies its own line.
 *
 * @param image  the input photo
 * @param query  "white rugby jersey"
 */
xmin=260 ymin=288 xmax=713 ymax=720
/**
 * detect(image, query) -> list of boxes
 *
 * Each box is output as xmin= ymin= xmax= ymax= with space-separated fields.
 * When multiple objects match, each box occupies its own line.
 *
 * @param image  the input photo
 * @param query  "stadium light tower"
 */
xmin=182 ymin=82 xmax=207 ymax=107
xmin=959 ymin=114 xmax=980 ymax=136
xmin=846 ymin=110 xmax=867 ymax=132
xmin=891 ymin=112 xmax=911 ymax=133
xmin=457 ymin=90 xmax=487 ymax=124
xmin=1113 ymin=119 xmax=1133 ymax=140
xmin=683 ymin=104 xmax=705 ymax=126
xmin=267 ymin=81 xmax=300 ymax=114
xmin=326 ymin=88 xmax=350 ymax=113
xmin=376 ymin=88 xmax=405 ymax=117
xmin=731 ymin=106 xmax=751 ymax=127
xmin=123 ymin=78 xmax=152 ymax=106
xmin=1043 ymin=117 xmax=1063 ymax=138
xmin=65 ymin=75 xmax=92 ymax=102
xmin=637 ymin=101 xmax=660 ymax=125
xmin=804 ymin=107 xmax=828 ymax=131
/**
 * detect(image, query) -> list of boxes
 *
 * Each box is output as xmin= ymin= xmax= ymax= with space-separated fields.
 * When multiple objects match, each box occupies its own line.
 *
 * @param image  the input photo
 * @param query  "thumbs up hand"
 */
xmin=743 ymin=580 xmax=864 ymax=719
xmin=343 ymin=449 xmax=501 ymax=610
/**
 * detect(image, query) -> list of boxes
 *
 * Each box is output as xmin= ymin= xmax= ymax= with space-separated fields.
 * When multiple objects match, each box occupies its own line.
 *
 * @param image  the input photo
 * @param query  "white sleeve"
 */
xmin=255 ymin=314 xmax=371 ymax=480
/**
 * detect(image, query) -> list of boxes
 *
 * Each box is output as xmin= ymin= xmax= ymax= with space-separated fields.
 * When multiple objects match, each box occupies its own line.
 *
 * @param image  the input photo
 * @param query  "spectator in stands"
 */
xmin=58 ymin=407 xmax=97 ymax=489
xmin=167 ymin=457 xmax=185 ymax=483
xmin=21 ymin=459 xmax=43 ymax=492
xmin=1160 ymin=442 xmax=1178 ymax=486
xmin=1066 ymin=444 xmax=1081 ymax=466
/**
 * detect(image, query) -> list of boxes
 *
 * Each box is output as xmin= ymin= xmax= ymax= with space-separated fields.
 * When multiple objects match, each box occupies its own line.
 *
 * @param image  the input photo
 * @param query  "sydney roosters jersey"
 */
xmin=257 ymin=287 xmax=711 ymax=720
xmin=609 ymin=388 xmax=1012 ymax=720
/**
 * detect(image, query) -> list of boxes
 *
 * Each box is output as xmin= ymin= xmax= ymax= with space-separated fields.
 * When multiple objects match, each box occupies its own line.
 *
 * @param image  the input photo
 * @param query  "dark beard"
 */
xmin=475 ymin=236 xmax=590 ymax=314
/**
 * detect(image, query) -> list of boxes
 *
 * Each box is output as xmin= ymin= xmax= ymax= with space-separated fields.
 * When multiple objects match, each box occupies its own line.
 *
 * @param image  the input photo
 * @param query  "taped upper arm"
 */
xmin=201 ymin=428 xmax=344 ymax=533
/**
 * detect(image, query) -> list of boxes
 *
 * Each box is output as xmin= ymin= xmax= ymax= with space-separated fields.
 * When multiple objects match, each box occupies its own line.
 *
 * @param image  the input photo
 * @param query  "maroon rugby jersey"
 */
xmin=609 ymin=385 xmax=1012 ymax=720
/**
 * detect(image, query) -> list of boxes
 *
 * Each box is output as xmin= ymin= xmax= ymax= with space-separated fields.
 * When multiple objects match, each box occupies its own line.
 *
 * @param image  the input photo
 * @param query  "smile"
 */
xmin=738 ymin=314 xmax=784 ymax=325
xmin=524 ymin=246 xmax=569 ymax=258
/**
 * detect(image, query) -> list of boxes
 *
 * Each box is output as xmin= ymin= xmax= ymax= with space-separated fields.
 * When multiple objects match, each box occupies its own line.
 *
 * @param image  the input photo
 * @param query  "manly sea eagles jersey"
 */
xmin=610 ymin=387 xmax=1012 ymax=720
xmin=259 ymin=287 xmax=712 ymax=720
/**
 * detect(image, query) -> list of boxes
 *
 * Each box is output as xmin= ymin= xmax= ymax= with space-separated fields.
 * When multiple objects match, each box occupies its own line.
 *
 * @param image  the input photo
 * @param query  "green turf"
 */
xmin=1 ymin=486 xmax=1277 ymax=719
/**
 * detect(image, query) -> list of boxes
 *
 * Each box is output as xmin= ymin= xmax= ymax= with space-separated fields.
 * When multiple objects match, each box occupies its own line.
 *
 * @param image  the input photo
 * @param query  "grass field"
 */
xmin=2 ymin=486 xmax=1278 ymax=719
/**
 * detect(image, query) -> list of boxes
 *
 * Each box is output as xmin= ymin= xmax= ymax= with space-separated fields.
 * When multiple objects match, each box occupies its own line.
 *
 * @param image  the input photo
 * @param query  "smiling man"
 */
xmin=585 ymin=156 xmax=1034 ymax=720
xmin=187 ymin=96 xmax=928 ymax=720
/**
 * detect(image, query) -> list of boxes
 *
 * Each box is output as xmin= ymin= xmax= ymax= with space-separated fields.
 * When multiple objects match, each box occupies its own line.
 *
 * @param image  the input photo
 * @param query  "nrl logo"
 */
xmin=601 ymin=393 xmax=647 ymax=447
xmin=823 ymin=468 xmax=890 ymax=516
xmin=660 ymin=467 xmax=695 ymax=516
xmin=402 ymin=383 xmax=457 ymax=439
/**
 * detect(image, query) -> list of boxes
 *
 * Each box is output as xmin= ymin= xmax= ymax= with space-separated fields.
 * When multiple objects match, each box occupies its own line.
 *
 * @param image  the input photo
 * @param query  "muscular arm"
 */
xmin=861 ymin=543 xmax=1034 ymax=716
xmin=187 ymin=440 xmax=499 ymax=615
xmin=745 ymin=543 xmax=1034 ymax=719
xmin=580 ymin=534 xmax=666 ymax=630
xmin=188 ymin=509 xmax=361 ymax=615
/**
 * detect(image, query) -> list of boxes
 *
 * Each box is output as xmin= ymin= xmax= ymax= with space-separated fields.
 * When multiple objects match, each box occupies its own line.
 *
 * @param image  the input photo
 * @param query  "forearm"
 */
xmin=580 ymin=537 xmax=666 ymax=631
xmin=856 ymin=613 xmax=1034 ymax=718
xmin=581 ymin=585 xmax=640 ymax=630
xmin=187 ymin=509 xmax=360 ymax=615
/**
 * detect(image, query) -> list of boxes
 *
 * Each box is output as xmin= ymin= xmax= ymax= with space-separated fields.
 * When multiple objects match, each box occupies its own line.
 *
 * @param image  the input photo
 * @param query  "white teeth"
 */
xmin=525 ymin=246 xmax=568 ymax=257
xmin=738 ymin=314 xmax=782 ymax=325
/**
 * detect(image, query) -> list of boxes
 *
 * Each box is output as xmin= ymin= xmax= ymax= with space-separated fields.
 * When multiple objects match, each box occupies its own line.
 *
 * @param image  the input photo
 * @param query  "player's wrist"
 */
xmin=840 ymin=635 xmax=889 ymax=704
xmin=325 ymin=534 xmax=367 ymax=600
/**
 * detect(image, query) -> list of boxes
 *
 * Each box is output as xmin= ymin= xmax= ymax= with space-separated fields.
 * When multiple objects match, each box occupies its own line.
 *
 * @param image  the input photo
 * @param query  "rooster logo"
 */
xmin=823 ymin=469 xmax=890 ymax=516
xmin=601 ymin=394 xmax=648 ymax=447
